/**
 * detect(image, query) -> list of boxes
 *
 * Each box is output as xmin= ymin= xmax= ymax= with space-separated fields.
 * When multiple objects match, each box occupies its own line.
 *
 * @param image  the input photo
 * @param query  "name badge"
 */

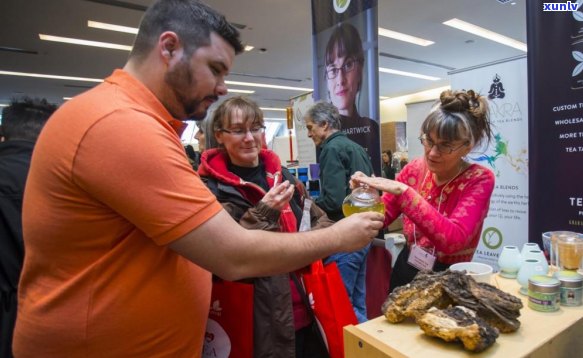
xmin=407 ymin=244 xmax=436 ymax=271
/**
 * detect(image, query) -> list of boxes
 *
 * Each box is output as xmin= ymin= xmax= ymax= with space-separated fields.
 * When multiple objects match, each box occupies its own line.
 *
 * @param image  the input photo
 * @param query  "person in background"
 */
xmin=303 ymin=101 xmax=374 ymax=323
xmin=194 ymin=119 xmax=206 ymax=152
xmin=13 ymin=1 xmax=383 ymax=356
xmin=351 ymin=89 xmax=495 ymax=292
xmin=381 ymin=150 xmax=396 ymax=180
xmin=325 ymin=22 xmax=380 ymax=173
xmin=184 ymin=143 xmax=200 ymax=170
xmin=399 ymin=158 xmax=408 ymax=171
xmin=199 ymin=96 xmax=331 ymax=357
xmin=0 ymin=97 xmax=57 ymax=358
xmin=185 ymin=119 xmax=208 ymax=171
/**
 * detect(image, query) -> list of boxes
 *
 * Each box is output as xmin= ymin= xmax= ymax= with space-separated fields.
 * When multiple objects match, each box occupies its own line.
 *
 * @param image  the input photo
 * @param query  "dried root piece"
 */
xmin=417 ymin=306 xmax=499 ymax=353
xmin=382 ymin=270 xmax=453 ymax=323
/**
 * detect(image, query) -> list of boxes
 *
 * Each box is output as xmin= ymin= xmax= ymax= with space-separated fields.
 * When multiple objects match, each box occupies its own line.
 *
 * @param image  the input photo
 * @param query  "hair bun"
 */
xmin=440 ymin=89 xmax=475 ymax=112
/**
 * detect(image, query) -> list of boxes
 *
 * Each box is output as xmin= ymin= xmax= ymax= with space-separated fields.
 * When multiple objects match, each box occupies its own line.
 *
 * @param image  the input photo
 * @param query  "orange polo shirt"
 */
xmin=14 ymin=70 xmax=223 ymax=357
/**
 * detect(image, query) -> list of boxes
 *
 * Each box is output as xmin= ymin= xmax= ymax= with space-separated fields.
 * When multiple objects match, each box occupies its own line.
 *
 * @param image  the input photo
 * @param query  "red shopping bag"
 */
xmin=203 ymin=280 xmax=254 ymax=358
xmin=302 ymin=260 xmax=358 ymax=358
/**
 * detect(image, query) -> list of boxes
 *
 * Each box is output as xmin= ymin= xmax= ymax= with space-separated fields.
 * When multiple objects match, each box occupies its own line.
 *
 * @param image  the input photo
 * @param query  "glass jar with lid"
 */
xmin=342 ymin=185 xmax=385 ymax=217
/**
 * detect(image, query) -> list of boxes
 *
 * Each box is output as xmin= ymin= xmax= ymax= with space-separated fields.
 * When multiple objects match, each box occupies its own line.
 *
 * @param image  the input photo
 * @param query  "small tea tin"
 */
xmin=554 ymin=270 xmax=583 ymax=307
xmin=528 ymin=275 xmax=560 ymax=312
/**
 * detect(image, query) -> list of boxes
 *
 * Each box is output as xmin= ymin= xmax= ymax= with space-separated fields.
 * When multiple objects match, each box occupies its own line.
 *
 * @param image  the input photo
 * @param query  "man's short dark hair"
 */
xmin=1 ymin=97 xmax=57 ymax=141
xmin=130 ymin=0 xmax=244 ymax=60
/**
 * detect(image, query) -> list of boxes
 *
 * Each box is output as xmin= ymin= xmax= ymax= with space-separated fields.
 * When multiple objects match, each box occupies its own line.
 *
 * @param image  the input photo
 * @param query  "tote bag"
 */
xmin=203 ymin=280 xmax=254 ymax=358
xmin=302 ymin=260 xmax=358 ymax=358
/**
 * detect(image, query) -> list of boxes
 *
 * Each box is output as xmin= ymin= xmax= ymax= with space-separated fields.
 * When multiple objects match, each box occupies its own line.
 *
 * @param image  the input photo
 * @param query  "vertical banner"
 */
xmin=290 ymin=93 xmax=317 ymax=167
xmin=451 ymin=57 xmax=529 ymax=269
xmin=311 ymin=0 xmax=381 ymax=175
xmin=527 ymin=1 xmax=583 ymax=243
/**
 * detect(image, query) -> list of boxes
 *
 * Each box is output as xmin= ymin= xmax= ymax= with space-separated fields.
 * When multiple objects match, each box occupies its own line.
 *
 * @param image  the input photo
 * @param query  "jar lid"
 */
xmin=344 ymin=186 xmax=381 ymax=207
xmin=529 ymin=275 xmax=560 ymax=293
xmin=554 ymin=270 xmax=583 ymax=287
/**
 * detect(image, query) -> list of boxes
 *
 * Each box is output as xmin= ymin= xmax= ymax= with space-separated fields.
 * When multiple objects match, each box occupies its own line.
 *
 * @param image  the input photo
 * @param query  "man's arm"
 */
xmin=168 ymin=209 xmax=383 ymax=281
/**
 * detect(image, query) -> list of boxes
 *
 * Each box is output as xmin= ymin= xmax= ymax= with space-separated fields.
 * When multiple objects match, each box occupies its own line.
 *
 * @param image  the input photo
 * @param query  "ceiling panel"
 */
xmin=0 ymin=0 xmax=526 ymax=113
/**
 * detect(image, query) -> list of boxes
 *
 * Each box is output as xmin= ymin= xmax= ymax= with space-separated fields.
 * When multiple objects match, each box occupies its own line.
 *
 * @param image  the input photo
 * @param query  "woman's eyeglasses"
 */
xmin=325 ymin=58 xmax=359 ymax=80
xmin=419 ymin=134 xmax=468 ymax=154
xmin=220 ymin=126 xmax=265 ymax=137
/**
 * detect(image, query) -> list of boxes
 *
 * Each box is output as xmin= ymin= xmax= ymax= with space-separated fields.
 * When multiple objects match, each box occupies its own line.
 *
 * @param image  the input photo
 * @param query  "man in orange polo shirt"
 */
xmin=12 ymin=1 xmax=383 ymax=356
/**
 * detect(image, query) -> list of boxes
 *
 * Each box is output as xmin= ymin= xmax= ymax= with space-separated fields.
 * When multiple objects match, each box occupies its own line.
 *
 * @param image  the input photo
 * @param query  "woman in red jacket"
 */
xmin=199 ymin=96 xmax=331 ymax=357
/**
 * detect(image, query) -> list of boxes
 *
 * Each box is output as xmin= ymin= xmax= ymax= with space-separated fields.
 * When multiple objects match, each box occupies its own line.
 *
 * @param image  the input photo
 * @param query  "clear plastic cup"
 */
xmin=548 ymin=231 xmax=578 ymax=272
xmin=557 ymin=234 xmax=583 ymax=271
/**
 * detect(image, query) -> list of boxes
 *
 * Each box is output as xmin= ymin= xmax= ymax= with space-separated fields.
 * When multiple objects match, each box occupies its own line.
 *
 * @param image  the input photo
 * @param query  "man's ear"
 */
xmin=159 ymin=31 xmax=180 ymax=62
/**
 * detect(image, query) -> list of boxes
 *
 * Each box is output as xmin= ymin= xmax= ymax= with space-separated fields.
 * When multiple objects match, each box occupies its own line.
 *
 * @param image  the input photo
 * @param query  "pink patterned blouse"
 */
xmin=383 ymin=158 xmax=495 ymax=265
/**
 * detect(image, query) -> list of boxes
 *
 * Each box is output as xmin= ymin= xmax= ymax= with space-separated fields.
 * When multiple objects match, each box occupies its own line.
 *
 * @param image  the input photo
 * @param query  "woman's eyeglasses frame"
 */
xmin=219 ymin=125 xmax=266 ymax=137
xmin=325 ymin=57 xmax=361 ymax=80
xmin=418 ymin=134 xmax=469 ymax=155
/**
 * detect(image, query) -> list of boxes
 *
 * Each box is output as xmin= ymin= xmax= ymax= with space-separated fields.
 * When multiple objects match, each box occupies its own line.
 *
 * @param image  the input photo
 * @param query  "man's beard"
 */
xmin=165 ymin=60 xmax=207 ymax=120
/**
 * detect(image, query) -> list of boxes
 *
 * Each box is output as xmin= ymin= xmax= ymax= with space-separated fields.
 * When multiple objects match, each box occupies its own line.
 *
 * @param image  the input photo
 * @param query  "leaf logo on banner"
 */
xmin=333 ymin=0 xmax=350 ymax=14
xmin=573 ymin=51 xmax=583 ymax=76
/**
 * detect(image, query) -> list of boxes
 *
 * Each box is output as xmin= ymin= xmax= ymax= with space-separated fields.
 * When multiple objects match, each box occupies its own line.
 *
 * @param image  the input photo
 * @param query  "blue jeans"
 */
xmin=324 ymin=244 xmax=370 ymax=323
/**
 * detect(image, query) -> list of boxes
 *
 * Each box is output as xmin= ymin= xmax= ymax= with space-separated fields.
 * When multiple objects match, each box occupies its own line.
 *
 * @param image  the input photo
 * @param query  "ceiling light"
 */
xmin=379 ymin=67 xmax=440 ymax=81
xmin=264 ymin=117 xmax=286 ymax=121
xmin=260 ymin=107 xmax=287 ymax=112
xmin=378 ymin=28 xmax=434 ymax=46
xmin=380 ymin=96 xmax=391 ymax=100
xmin=39 ymin=34 xmax=132 ymax=51
xmin=443 ymin=18 xmax=527 ymax=52
xmin=382 ymin=85 xmax=451 ymax=104
xmin=244 ymin=45 xmax=254 ymax=51
xmin=87 ymin=20 xmax=138 ymax=34
xmin=0 ymin=104 xmax=8 ymax=107
xmin=63 ymin=97 xmax=73 ymax=100
xmin=228 ymin=88 xmax=255 ymax=94
xmin=0 ymin=70 xmax=104 ymax=83
xmin=227 ymin=81 xmax=312 ymax=92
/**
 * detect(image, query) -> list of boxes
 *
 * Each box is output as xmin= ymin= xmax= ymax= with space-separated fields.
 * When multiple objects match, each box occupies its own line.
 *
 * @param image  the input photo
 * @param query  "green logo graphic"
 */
xmin=333 ymin=0 xmax=350 ymax=13
xmin=482 ymin=227 xmax=503 ymax=250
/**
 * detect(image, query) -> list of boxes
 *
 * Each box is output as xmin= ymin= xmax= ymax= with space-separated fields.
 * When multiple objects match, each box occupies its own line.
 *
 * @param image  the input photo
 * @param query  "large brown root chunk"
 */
xmin=382 ymin=270 xmax=453 ymax=323
xmin=381 ymin=270 xmax=523 ymax=352
xmin=417 ymin=306 xmax=499 ymax=353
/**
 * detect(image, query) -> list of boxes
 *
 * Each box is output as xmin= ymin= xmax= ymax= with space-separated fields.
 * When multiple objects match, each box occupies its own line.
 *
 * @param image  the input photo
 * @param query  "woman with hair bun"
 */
xmin=351 ymin=89 xmax=495 ymax=291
